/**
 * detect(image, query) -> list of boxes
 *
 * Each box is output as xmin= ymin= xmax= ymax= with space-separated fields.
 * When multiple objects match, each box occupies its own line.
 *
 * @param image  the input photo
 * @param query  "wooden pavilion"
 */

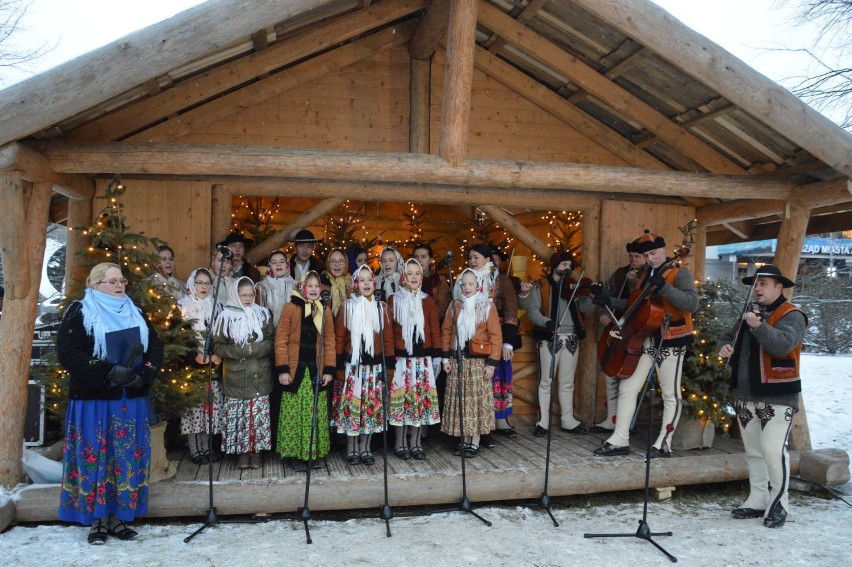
xmin=1 ymin=0 xmax=850 ymax=522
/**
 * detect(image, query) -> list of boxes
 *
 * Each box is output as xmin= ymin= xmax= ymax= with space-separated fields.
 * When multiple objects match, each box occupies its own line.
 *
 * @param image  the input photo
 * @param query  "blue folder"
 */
xmin=104 ymin=327 xmax=143 ymax=370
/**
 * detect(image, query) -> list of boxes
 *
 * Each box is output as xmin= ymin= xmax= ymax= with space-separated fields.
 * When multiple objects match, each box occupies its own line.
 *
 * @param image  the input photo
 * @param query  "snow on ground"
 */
xmin=1 ymin=354 xmax=850 ymax=566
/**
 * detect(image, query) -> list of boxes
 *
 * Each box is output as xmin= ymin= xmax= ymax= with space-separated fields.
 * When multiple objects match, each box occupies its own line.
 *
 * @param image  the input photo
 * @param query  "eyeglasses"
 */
xmin=194 ymin=281 xmax=212 ymax=288
xmin=98 ymin=278 xmax=127 ymax=286
xmin=238 ymin=293 xmax=256 ymax=299
xmin=329 ymin=259 xmax=346 ymax=265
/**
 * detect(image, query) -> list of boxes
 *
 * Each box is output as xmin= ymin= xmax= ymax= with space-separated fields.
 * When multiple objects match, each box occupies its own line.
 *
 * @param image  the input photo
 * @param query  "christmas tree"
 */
xmin=319 ymin=200 xmax=380 ymax=260
xmin=39 ymin=178 xmax=207 ymax=421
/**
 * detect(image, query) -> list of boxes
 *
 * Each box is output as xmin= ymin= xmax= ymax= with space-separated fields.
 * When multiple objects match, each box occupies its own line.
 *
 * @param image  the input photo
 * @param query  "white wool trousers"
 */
xmin=536 ymin=334 xmax=581 ymax=430
xmin=737 ymin=400 xmax=794 ymax=515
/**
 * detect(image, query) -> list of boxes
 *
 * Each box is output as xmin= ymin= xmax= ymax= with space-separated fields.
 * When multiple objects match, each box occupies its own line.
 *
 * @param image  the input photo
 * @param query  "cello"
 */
xmin=596 ymin=247 xmax=690 ymax=379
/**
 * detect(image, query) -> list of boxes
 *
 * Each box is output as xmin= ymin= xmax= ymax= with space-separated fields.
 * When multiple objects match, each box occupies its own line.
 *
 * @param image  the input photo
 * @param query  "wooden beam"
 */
xmin=473 ymin=46 xmax=668 ymax=170
xmin=131 ymin=23 xmax=416 ymax=142
xmin=211 ymin=184 xmax=233 ymax=251
xmin=0 ymin=177 xmax=51 ymax=486
xmin=0 ymin=0 xmax=336 ymax=146
xmin=723 ymin=220 xmax=754 ymax=240
xmin=40 ymin=142 xmax=798 ymax=200
xmin=486 ymin=0 xmax=548 ymax=55
xmin=409 ymin=57 xmax=431 ymax=154
xmin=65 ymin=197 xmax=92 ymax=297
xmin=409 ymin=0 xmax=450 ymax=60
xmin=0 ymin=143 xmax=94 ymax=199
xmin=246 ymin=198 xmax=345 ymax=264
xmin=707 ymin=210 xmax=852 ymax=245
xmin=67 ymin=0 xmax=427 ymax=142
xmin=477 ymin=204 xmax=551 ymax=260
xmin=571 ymin=0 xmax=852 ymax=179
xmin=697 ymin=177 xmax=852 ymax=226
xmin=476 ymin=0 xmax=749 ymax=175
xmin=439 ymin=0 xmax=478 ymax=167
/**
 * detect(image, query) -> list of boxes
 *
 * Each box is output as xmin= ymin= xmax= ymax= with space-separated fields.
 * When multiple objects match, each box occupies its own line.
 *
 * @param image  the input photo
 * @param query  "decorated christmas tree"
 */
xmin=39 ymin=178 xmax=207 ymax=421
xmin=319 ymin=200 xmax=380 ymax=260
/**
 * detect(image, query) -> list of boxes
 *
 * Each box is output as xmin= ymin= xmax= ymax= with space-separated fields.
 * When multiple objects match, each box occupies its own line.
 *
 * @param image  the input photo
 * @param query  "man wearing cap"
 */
xmin=289 ymin=229 xmax=325 ymax=281
xmin=519 ymin=251 xmax=594 ymax=437
xmin=589 ymin=239 xmax=647 ymax=433
xmin=219 ymin=232 xmax=261 ymax=283
xmin=718 ymin=265 xmax=806 ymax=529
xmin=592 ymin=230 xmax=698 ymax=458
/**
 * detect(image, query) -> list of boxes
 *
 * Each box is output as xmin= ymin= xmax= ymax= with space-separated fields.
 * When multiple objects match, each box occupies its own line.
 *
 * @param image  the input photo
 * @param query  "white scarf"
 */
xmin=212 ymin=276 xmax=270 ymax=347
xmin=178 ymin=269 xmax=216 ymax=350
xmin=345 ymin=293 xmax=382 ymax=367
xmin=393 ymin=286 xmax=425 ymax=354
xmin=256 ymin=272 xmax=295 ymax=327
xmin=455 ymin=292 xmax=490 ymax=346
xmin=376 ymin=246 xmax=404 ymax=298
xmin=453 ymin=261 xmax=496 ymax=300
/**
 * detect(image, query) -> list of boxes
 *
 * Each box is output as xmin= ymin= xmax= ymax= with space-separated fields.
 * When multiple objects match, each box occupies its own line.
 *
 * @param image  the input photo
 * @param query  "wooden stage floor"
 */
xmin=15 ymin=426 xmax=800 ymax=523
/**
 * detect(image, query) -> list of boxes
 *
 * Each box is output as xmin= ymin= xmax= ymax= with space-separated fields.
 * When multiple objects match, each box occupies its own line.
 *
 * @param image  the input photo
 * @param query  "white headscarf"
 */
xmin=256 ymin=269 xmax=295 ymax=327
xmin=453 ymin=259 xmax=497 ymax=300
xmin=178 ymin=269 xmax=216 ymax=349
xmin=454 ymin=268 xmax=490 ymax=346
xmin=376 ymin=245 xmax=404 ymax=298
xmin=212 ymin=276 xmax=270 ymax=347
xmin=346 ymin=265 xmax=382 ymax=366
xmin=393 ymin=259 xmax=425 ymax=354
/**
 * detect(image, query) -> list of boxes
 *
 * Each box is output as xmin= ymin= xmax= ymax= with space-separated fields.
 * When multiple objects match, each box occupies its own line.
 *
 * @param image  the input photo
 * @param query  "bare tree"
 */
xmin=0 ymin=0 xmax=49 ymax=80
xmin=776 ymin=0 xmax=852 ymax=129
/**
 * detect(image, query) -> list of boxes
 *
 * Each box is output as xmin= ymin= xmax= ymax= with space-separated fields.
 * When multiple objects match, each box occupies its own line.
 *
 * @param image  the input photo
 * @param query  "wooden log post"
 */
xmin=577 ymin=203 xmax=601 ymax=423
xmin=692 ymin=222 xmax=707 ymax=282
xmin=65 ymin=197 xmax=93 ymax=297
xmin=0 ymin=177 xmax=52 ymax=487
xmin=439 ymin=0 xmax=478 ymax=167
xmin=409 ymin=57 xmax=432 ymax=154
xmin=409 ymin=0 xmax=450 ymax=60
xmin=210 ymin=184 xmax=233 ymax=252
xmin=477 ymin=204 xmax=551 ymax=260
xmin=245 ymin=198 xmax=345 ymax=264
xmin=772 ymin=201 xmax=812 ymax=452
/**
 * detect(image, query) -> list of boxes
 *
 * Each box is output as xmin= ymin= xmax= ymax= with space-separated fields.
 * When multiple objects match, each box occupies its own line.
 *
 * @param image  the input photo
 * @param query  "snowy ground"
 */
xmin=1 ymin=354 xmax=850 ymax=566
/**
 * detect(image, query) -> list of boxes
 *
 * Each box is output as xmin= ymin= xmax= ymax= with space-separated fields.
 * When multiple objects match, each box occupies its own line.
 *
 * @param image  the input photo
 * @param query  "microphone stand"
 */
xmin=375 ymin=290 xmax=393 ymax=537
xmin=538 ymin=268 xmax=583 ymax=527
xmin=298 ymin=291 xmax=332 ymax=544
xmin=584 ymin=315 xmax=678 ymax=563
xmin=185 ymin=252 xmax=262 ymax=543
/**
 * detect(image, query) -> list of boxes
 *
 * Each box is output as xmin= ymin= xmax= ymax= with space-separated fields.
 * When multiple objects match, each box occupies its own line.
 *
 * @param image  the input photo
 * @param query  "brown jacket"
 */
xmin=334 ymin=298 xmax=395 ymax=369
xmin=441 ymin=300 xmax=503 ymax=367
xmin=388 ymin=293 xmax=442 ymax=358
xmin=274 ymin=297 xmax=336 ymax=392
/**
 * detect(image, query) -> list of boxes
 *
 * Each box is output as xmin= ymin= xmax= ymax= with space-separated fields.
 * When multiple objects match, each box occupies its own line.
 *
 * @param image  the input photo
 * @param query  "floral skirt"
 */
xmin=441 ymin=357 xmax=495 ymax=437
xmin=333 ymin=363 xmax=384 ymax=435
xmin=180 ymin=380 xmax=224 ymax=435
xmin=493 ymin=358 xmax=513 ymax=419
xmin=277 ymin=369 xmax=330 ymax=461
xmin=389 ymin=356 xmax=440 ymax=426
xmin=222 ymin=395 xmax=272 ymax=454
xmin=59 ymin=397 xmax=150 ymax=525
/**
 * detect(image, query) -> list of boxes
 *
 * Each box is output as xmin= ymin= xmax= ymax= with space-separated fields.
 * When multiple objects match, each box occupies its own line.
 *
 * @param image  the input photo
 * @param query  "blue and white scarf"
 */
xmin=81 ymin=288 xmax=149 ymax=360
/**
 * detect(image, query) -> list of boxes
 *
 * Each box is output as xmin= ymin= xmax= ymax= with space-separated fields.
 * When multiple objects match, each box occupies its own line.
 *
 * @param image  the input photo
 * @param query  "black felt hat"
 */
xmin=217 ymin=232 xmax=254 ymax=249
xmin=292 ymin=229 xmax=321 ymax=243
xmin=626 ymin=237 xmax=642 ymax=253
xmin=549 ymin=250 xmax=575 ymax=270
xmin=633 ymin=229 xmax=666 ymax=254
xmin=742 ymin=265 xmax=795 ymax=288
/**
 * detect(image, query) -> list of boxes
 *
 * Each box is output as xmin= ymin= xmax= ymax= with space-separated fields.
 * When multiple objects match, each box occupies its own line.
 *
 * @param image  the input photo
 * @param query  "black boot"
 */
xmin=763 ymin=501 xmax=787 ymax=528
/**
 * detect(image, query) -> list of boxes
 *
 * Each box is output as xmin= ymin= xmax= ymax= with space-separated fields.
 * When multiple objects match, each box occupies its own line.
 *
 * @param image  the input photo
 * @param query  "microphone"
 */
xmin=319 ymin=290 xmax=331 ymax=306
xmin=554 ymin=269 xmax=573 ymax=276
xmin=374 ymin=289 xmax=385 ymax=302
xmin=442 ymin=251 xmax=454 ymax=266
xmin=216 ymin=243 xmax=234 ymax=260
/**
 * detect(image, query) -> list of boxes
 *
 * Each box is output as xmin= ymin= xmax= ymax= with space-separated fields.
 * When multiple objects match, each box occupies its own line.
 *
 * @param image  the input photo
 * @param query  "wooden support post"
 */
xmin=65 ymin=197 xmax=93 ymax=297
xmin=578 ymin=203 xmax=601 ymax=423
xmin=410 ymin=57 xmax=432 ymax=154
xmin=246 ymin=198 xmax=345 ymax=264
xmin=211 ymin=184 xmax=233 ymax=252
xmin=477 ymin=204 xmax=551 ymax=260
xmin=772 ymin=202 xmax=812 ymax=451
xmin=409 ymin=0 xmax=450 ymax=60
xmin=0 ymin=177 xmax=51 ymax=487
xmin=692 ymin=222 xmax=707 ymax=283
xmin=439 ymin=0 xmax=478 ymax=167
xmin=0 ymin=142 xmax=94 ymax=200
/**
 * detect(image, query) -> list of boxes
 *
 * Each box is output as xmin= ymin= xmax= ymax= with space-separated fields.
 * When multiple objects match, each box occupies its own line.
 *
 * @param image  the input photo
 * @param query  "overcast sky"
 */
xmin=1 ymin=0 xmax=845 ymax=125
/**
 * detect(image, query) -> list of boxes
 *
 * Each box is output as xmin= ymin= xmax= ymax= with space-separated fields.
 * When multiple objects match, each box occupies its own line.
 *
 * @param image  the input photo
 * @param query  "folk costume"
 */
xmin=218 ymin=232 xmax=262 ymax=283
xmin=719 ymin=265 xmax=807 ymax=528
xmin=334 ymin=265 xmax=395 ymax=465
xmin=213 ymin=277 xmax=275 ymax=468
xmin=376 ymin=245 xmax=405 ymax=298
xmin=595 ymin=231 xmax=698 ymax=458
xmin=321 ymin=269 xmax=353 ymax=318
xmin=289 ymin=229 xmax=325 ymax=281
xmin=273 ymin=272 xmax=337 ymax=469
xmin=441 ymin=268 xmax=502 ymax=454
xmin=148 ymin=271 xmax=185 ymax=300
xmin=387 ymin=259 xmax=442 ymax=459
xmin=256 ymin=265 xmax=296 ymax=328
xmin=421 ymin=265 xmax=451 ymax=323
xmin=519 ymin=251 xmax=592 ymax=434
xmin=178 ymin=269 xmax=224 ymax=463
xmin=56 ymin=283 xmax=164 ymax=538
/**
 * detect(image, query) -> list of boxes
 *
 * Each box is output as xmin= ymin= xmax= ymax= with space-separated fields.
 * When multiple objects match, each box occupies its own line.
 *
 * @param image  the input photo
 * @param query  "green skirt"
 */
xmin=276 ymin=369 xmax=330 ymax=461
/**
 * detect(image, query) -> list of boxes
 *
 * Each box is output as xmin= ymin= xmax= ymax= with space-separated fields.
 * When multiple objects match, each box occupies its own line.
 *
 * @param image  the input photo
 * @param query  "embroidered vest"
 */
xmin=759 ymin=302 xmax=803 ymax=388
xmin=659 ymin=268 xmax=693 ymax=342
xmin=531 ymin=278 xmax=586 ymax=341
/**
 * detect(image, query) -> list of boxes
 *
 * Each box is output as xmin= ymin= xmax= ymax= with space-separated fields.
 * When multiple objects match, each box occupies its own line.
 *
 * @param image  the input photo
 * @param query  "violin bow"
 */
xmin=557 ymin=268 xmax=585 ymax=328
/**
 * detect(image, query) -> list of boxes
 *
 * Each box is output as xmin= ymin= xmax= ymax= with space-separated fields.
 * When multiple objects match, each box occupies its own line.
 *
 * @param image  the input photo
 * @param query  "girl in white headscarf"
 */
xmin=375 ymin=245 xmax=404 ymax=299
xmin=213 ymin=276 xmax=274 ymax=470
xmin=440 ymin=268 xmax=502 ymax=457
xmin=387 ymin=259 xmax=442 ymax=460
xmin=178 ymin=268 xmax=225 ymax=464
xmin=255 ymin=250 xmax=296 ymax=327
xmin=333 ymin=265 xmax=394 ymax=466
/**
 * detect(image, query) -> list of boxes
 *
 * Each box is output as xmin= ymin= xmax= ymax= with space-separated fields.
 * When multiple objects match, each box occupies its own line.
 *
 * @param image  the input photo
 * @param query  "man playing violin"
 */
xmin=592 ymin=230 xmax=698 ymax=458
xmin=589 ymin=238 xmax=646 ymax=433
xmin=519 ymin=251 xmax=594 ymax=437
xmin=717 ymin=265 xmax=806 ymax=529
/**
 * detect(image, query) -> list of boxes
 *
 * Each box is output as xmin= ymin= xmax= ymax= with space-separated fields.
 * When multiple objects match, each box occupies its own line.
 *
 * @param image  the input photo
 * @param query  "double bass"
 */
xmin=596 ymin=247 xmax=690 ymax=379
